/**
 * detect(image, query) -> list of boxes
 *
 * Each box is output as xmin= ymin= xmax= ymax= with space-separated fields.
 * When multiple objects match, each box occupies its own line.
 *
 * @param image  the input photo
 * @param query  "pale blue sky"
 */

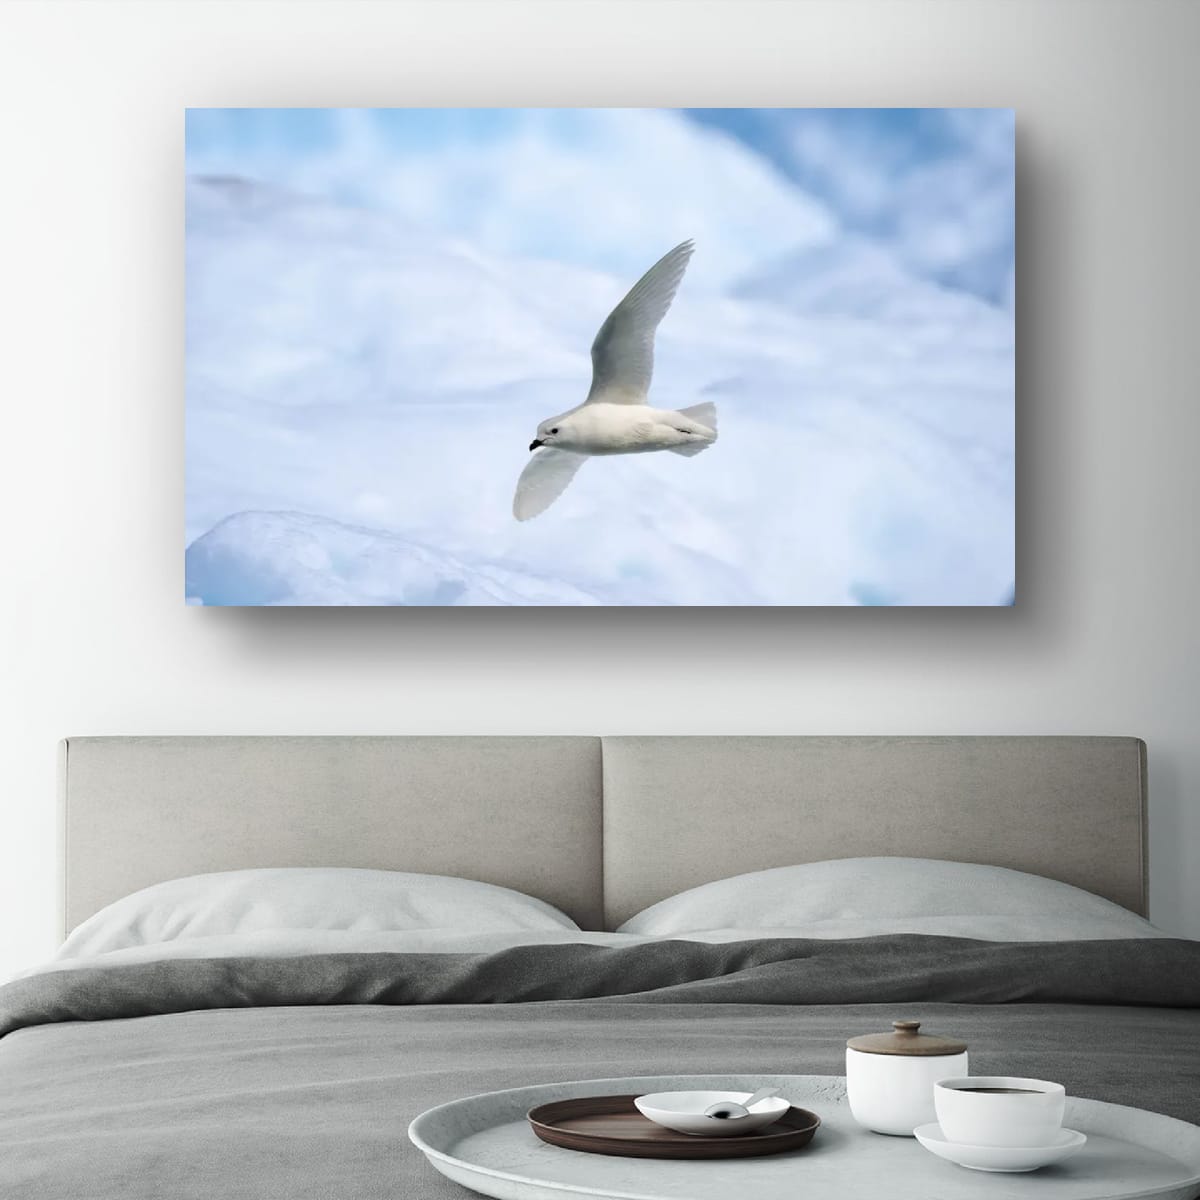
xmin=185 ymin=107 xmax=1013 ymax=305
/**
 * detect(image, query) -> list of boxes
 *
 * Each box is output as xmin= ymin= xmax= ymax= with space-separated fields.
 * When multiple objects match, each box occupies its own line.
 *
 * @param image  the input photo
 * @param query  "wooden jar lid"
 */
xmin=846 ymin=1020 xmax=968 ymax=1056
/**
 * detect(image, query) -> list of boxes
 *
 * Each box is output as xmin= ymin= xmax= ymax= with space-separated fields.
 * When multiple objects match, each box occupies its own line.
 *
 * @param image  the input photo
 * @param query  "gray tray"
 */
xmin=408 ymin=1075 xmax=1200 ymax=1200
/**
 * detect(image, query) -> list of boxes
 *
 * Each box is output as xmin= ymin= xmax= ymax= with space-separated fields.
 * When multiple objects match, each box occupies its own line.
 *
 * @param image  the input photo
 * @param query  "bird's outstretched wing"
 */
xmin=585 ymin=239 xmax=694 ymax=405
xmin=512 ymin=448 xmax=587 ymax=521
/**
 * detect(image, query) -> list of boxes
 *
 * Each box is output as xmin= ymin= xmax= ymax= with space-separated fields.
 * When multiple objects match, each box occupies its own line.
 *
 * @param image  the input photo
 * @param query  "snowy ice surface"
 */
xmin=185 ymin=133 xmax=1014 ymax=607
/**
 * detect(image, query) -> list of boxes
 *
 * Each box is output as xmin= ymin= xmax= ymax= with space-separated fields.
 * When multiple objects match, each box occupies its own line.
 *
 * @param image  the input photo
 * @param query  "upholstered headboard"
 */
xmin=57 ymin=737 xmax=604 ymax=933
xmin=58 ymin=735 xmax=1148 ymax=937
xmin=599 ymin=736 xmax=1148 ymax=927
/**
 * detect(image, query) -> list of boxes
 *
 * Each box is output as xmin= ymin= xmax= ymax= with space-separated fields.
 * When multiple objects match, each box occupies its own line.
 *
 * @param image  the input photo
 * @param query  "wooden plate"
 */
xmin=527 ymin=1094 xmax=820 ymax=1160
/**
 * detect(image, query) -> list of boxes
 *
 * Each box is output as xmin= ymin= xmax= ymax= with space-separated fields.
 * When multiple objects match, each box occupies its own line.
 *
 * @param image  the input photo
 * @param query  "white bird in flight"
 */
xmin=513 ymin=239 xmax=717 ymax=520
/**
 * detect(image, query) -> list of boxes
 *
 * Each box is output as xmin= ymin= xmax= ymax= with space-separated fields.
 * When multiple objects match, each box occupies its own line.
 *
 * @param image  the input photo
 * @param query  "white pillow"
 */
xmin=616 ymin=857 xmax=1163 ymax=942
xmin=59 ymin=868 xmax=579 ymax=959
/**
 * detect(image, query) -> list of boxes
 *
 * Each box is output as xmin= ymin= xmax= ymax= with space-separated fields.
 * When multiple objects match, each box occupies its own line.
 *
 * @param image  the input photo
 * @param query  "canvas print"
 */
xmin=185 ymin=108 xmax=1014 ymax=606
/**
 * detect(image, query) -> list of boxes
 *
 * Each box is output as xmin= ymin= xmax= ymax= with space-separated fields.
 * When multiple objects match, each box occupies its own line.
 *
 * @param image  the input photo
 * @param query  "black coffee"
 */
xmin=955 ymin=1087 xmax=1041 ymax=1094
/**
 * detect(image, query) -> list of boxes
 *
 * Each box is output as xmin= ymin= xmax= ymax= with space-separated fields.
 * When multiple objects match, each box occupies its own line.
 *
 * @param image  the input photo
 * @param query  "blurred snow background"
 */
xmin=185 ymin=108 xmax=1014 ymax=606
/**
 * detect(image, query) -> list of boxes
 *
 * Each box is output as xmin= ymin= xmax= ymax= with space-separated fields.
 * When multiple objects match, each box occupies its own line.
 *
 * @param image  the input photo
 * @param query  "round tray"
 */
xmin=527 ymin=1094 xmax=820 ymax=1159
xmin=408 ymin=1074 xmax=1200 ymax=1200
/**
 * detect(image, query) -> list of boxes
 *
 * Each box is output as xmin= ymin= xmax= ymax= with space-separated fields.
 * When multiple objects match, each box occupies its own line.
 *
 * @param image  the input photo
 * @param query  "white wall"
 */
xmin=1 ymin=0 xmax=1197 ymax=977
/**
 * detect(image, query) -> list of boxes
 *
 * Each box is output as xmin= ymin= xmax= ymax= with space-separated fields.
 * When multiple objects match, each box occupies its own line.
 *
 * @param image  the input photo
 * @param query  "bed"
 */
xmin=1 ymin=735 xmax=1197 ymax=1199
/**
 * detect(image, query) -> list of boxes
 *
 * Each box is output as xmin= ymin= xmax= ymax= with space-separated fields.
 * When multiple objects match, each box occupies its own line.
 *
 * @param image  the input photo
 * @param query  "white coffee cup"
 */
xmin=934 ymin=1077 xmax=1066 ymax=1147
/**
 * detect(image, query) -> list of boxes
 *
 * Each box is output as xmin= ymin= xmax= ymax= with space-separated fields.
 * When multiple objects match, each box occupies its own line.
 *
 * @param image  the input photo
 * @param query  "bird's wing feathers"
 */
xmin=512 ymin=448 xmax=587 ymax=521
xmin=585 ymin=239 xmax=693 ymax=405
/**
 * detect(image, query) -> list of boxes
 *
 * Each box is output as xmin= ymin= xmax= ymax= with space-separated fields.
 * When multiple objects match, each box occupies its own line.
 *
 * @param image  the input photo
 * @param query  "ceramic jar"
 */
xmin=846 ymin=1020 xmax=969 ymax=1136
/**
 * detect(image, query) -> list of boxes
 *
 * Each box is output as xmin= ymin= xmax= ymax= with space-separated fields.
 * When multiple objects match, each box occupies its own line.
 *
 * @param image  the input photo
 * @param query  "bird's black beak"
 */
xmin=529 ymin=439 xmax=543 ymax=451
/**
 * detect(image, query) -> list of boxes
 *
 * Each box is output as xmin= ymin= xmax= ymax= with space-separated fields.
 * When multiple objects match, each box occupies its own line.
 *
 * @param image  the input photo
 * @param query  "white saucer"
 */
xmin=913 ymin=1122 xmax=1088 ymax=1172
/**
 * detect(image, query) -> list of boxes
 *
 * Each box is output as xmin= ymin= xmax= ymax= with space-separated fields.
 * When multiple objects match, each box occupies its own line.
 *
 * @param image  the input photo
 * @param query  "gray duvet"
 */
xmin=1 ymin=936 xmax=1198 ymax=1199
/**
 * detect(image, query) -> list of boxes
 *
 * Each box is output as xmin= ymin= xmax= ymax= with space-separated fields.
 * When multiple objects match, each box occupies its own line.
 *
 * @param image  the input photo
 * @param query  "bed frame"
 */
xmin=57 ymin=735 xmax=1149 ymax=937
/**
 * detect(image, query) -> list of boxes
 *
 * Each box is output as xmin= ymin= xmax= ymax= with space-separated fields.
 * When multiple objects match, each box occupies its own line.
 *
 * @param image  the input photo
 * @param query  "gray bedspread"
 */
xmin=1 ymin=937 xmax=1198 ymax=1199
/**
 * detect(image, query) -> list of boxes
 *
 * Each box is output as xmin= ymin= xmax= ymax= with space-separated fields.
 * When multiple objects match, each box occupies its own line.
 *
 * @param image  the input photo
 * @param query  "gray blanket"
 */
xmin=1 ymin=937 xmax=1198 ymax=1199
xmin=3 ymin=936 xmax=1199 ymax=1033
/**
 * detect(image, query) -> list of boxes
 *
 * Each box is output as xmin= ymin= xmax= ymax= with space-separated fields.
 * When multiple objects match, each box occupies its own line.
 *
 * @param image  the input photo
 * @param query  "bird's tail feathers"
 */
xmin=678 ymin=401 xmax=718 ymax=432
xmin=668 ymin=401 xmax=718 ymax=455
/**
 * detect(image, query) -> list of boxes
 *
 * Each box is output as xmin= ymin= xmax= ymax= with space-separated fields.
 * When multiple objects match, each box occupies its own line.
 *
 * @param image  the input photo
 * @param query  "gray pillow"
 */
xmin=617 ymin=857 xmax=1164 ymax=942
xmin=60 ymin=867 xmax=579 ymax=958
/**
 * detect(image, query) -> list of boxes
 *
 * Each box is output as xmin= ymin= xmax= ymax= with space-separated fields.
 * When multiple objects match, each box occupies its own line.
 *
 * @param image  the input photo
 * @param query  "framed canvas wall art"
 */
xmin=185 ymin=108 xmax=1014 ymax=606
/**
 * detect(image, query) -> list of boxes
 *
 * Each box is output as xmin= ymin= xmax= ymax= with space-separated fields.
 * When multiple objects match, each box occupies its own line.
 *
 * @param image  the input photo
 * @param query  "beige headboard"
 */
xmin=599 ymin=736 xmax=1148 ymax=927
xmin=58 ymin=737 xmax=603 ymax=934
xmin=58 ymin=735 xmax=1148 ymax=938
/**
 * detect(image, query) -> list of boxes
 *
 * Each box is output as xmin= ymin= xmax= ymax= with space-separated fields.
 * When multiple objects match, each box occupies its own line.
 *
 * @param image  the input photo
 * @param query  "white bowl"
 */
xmin=634 ymin=1090 xmax=790 ymax=1137
xmin=934 ymin=1077 xmax=1066 ymax=1147
xmin=915 ymin=1122 xmax=1087 ymax=1172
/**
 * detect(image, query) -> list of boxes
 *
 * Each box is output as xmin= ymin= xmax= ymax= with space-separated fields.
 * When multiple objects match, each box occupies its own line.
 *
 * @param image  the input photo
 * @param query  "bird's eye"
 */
xmin=550 ymin=427 xmax=559 ymax=435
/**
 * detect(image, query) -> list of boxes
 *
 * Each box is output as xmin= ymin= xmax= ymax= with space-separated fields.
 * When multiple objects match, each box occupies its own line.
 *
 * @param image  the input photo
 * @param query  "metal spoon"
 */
xmin=703 ymin=1086 xmax=781 ymax=1120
